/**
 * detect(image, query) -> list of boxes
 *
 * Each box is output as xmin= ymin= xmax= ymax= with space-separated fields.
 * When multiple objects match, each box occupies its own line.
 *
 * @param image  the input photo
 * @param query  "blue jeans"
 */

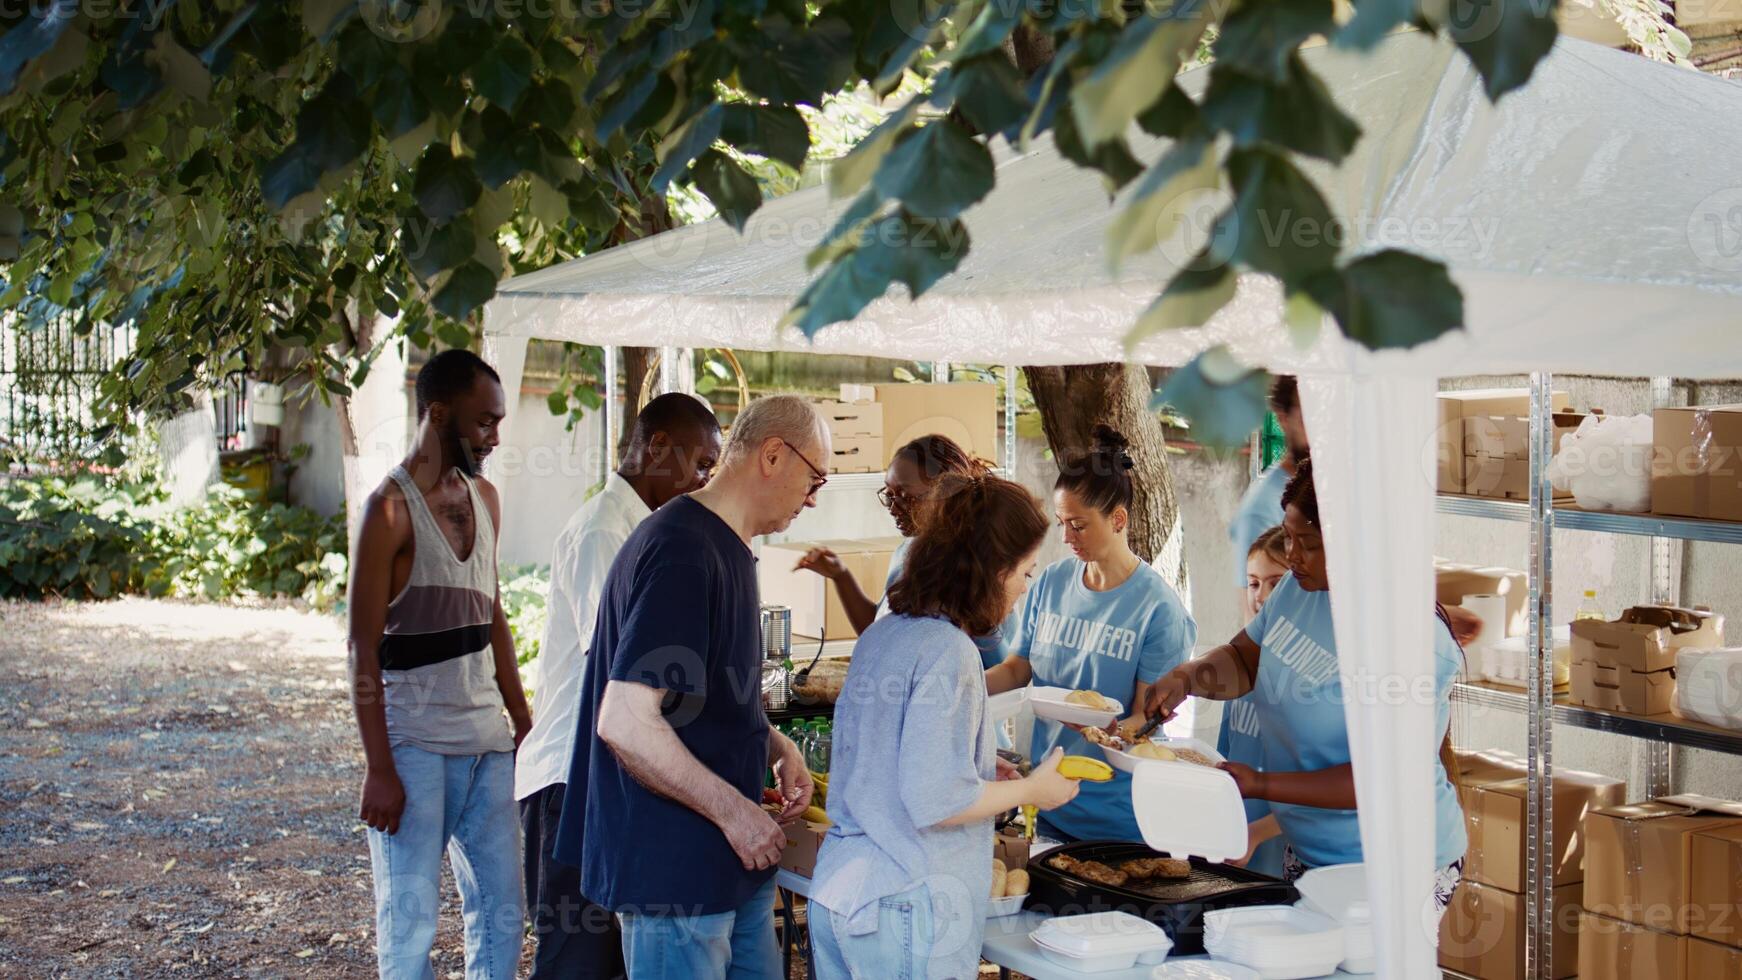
xmin=812 ymin=884 xmax=978 ymax=980
xmin=618 ymin=876 xmax=780 ymax=980
xmin=368 ymin=745 xmax=522 ymax=980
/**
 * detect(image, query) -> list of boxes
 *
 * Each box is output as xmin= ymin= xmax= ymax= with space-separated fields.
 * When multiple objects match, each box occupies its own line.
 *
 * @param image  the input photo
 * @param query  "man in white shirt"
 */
xmin=515 ymin=392 xmax=722 ymax=979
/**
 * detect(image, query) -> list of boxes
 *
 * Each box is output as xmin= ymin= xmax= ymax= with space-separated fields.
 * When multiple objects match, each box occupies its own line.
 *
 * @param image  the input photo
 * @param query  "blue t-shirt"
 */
xmin=1243 ymin=575 xmax=1467 ymax=870
xmin=554 ymin=495 xmax=772 ymax=913
xmin=1228 ymin=464 xmax=1288 ymax=590
xmin=1008 ymin=558 xmax=1197 ymax=841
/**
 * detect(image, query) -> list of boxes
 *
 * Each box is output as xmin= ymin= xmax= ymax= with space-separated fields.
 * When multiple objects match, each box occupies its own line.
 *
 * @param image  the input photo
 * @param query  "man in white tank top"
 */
xmin=348 ymin=350 xmax=531 ymax=980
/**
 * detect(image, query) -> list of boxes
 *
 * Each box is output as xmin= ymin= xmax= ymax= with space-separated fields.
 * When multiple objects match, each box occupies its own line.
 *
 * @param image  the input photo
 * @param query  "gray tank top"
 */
xmin=379 ymin=465 xmax=513 ymax=755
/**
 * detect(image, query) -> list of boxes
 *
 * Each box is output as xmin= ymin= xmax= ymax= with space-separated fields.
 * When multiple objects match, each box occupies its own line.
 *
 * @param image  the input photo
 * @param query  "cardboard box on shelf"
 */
xmin=1570 ymin=606 xmax=1726 ymax=674
xmin=1577 ymin=910 xmax=1685 ymax=980
xmin=828 ymin=435 xmax=885 ymax=474
xmin=779 ymin=818 xmax=828 ymax=877
xmin=816 ymin=400 xmax=884 ymax=438
xmin=1436 ymin=563 xmax=1529 ymax=637
xmin=1464 ymin=453 xmax=1531 ymax=499
xmin=1438 ymin=397 xmax=1464 ymax=494
xmin=758 ymin=538 xmax=901 ymax=640
xmin=1584 ymin=796 xmax=1742 ymax=935
xmin=838 ymin=383 xmax=876 ymax=404
xmin=1451 ymin=749 xmax=1627 ymax=892
xmin=1439 ymin=388 xmax=1572 ymax=419
xmin=1466 ymin=415 xmax=1532 ymax=459
xmin=1690 ymin=936 xmax=1742 ymax=977
xmin=872 ymin=382 xmax=998 ymax=469
xmin=1689 ymin=823 xmax=1742 ymax=950
xmin=1569 ymin=659 xmax=1677 ymax=715
xmin=1439 ymin=879 xmax=1583 ymax=979
xmin=1652 ymin=405 xmax=1742 ymax=522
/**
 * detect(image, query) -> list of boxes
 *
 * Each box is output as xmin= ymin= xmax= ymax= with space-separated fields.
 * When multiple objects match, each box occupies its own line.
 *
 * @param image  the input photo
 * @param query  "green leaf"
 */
xmin=1340 ymin=0 xmax=1416 ymax=47
xmin=1069 ymin=7 xmax=1212 ymax=149
xmin=806 ymin=187 xmax=885 ymax=271
xmin=413 ymin=146 xmax=482 ymax=223
xmin=652 ymin=106 xmax=723 ymax=192
xmin=1215 ymin=0 xmax=1336 ymax=83
xmin=689 ymin=149 xmax=763 ymax=233
xmin=871 ymin=1 xmax=951 ymax=91
xmin=955 ymin=0 xmax=1024 ymax=60
xmin=371 ymin=69 xmax=431 ymax=138
xmin=1137 ymin=84 xmax=1203 ymax=140
xmin=829 ymin=98 xmax=919 ymax=199
xmin=1438 ymin=0 xmax=1559 ymax=100
xmin=547 ymin=390 xmax=567 ymax=414
xmin=0 ymin=0 xmax=75 ymax=96
xmin=594 ymin=71 xmax=658 ymax=142
xmin=718 ymin=104 xmax=809 ymax=171
xmin=1215 ymin=148 xmax=1340 ymax=281
xmin=945 ymin=56 xmax=1030 ymax=138
xmin=1105 ymin=137 xmax=1221 ymax=274
xmin=1201 ymin=55 xmax=1361 ymax=163
xmin=787 ymin=212 xmax=968 ymax=336
xmin=872 ymin=121 xmax=994 ymax=220
xmin=431 ymin=261 xmax=498 ymax=321
xmin=1053 ymin=99 xmax=1144 ymax=193
xmin=303 ymin=0 xmax=350 ymax=38
xmin=1283 ymin=289 xmax=1324 ymax=349
xmin=1127 ymin=263 xmax=1238 ymax=347
xmin=404 ymin=216 xmax=476 ymax=280
xmin=732 ymin=16 xmax=854 ymax=106
xmin=1152 ymin=348 xmax=1271 ymax=449
xmin=472 ymin=36 xmax=534 ymax=111
xmin=148 ymin=32 xmax=212 ymax=102
xmin=1305 ymin=249 xmax=1464 ymax=350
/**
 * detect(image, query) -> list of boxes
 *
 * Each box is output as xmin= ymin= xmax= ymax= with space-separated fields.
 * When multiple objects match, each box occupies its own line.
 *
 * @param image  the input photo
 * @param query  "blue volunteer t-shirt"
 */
xmin=1228 ymin=465 xmax=1288 ymax=591
xmin=1009 ymin=558 xmax=1196 ymax=842
xmin=554 ymin=495 xmax=772 ymax=913
xmin=1243 ymin=574 xmax=1467 ymax=870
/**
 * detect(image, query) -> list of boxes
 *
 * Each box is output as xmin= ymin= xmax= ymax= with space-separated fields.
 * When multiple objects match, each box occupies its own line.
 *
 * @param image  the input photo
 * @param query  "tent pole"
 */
xmin=604 ymin=346 xmax=619 ymax=475
xmin=1003 ymin=364 xmax=1017 ymax=474
xmin=931 ymin=360 xmax=951 ymax=383
xmin=1644 ymin=376 xmax=1677 ymax=798
xmin=1525 ymin=371 xmax=1556 ymax=980
xmin=660 ymin=346 xmax=682 ymax=394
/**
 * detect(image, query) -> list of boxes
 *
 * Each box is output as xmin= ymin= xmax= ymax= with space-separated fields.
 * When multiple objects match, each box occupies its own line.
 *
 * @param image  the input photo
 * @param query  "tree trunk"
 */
xmin=1024 ymin=363 xmax=1189 ymax=594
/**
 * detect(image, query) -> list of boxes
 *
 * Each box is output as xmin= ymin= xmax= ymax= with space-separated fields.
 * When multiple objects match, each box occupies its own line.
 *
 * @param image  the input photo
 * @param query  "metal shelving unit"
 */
xmin=1436 ymin=373 xmax=1742 ymax=980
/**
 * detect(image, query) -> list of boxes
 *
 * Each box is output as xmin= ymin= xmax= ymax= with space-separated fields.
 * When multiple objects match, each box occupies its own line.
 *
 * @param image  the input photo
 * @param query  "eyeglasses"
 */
xmin=781 ymin=439 xmax=828 ymax=496
xmin=876 ymin=486 xmax=912 ymax=512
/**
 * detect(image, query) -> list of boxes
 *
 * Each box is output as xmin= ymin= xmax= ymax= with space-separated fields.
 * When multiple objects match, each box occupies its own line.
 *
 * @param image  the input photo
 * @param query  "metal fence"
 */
xmin=1 ymin=316 xmax=132 ymax=464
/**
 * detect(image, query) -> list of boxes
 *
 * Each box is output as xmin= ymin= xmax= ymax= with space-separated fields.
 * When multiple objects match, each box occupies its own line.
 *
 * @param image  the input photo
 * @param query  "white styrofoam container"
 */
xmin=989 ymin=686 xmax=1030 ymax=725
xmin=1151 ymin=963 xmax=1261 ymax=980
xmin=1099 ymin=735 xmax=1226 ymax=775
xmin=1029 ymin=686 xmax=1122 ymax=727
xmin=1675 ymin=647 xmax=1742 ymax=730
xmin=1132 ymin=756 xmax=1248 ymax=862
xmin=1203 ymin=906 xmax=1345 ymax=980
xmin=1479 ymin=626 xmax=1572 ymax=689
xmin=987 ymin=892 xmax=1028 ymax=917
xmin=1031 ymin=912 xmax=1173 ymax=973
xmin=1294 ymin=863 xmax=1375 ymax=973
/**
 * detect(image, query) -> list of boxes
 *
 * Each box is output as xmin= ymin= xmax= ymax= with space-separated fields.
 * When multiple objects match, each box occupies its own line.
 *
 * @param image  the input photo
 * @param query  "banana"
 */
xmin=802 ymin=805 xmax=831 ymax=825
xmin=1057 ymin=756 xmax=1115 ymax=782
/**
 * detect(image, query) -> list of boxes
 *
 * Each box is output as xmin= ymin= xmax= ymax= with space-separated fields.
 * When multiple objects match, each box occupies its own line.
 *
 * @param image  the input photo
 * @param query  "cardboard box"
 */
xmin=1438 ymin=389 xmax=1571 ymax=496
xmin=872 ymin=382 xmax=998 ymax=469
xmin=1652 ymin=405 xmax=1742 ymax=522
xmin=1439 ymin=879 xmax=1583 ymax=979
xmin=1464 ymin=453 xmax=1531 ymax=499
xmin=1578 ymin=910 xmax=1686 ymax=980
xmin=828 ymin=435 xmax=884 ymax=474
xmin=816 ymin=400 xmax=883 ymax=438
xmin=1569 ymin=659 xmax=1677 ymax=715
xmin=1439 ymin=397 xmax=1465 ymax=493
xmin=1436 ymin=563 xmax=1529 ymax=638
xmin=1570 ymin=606 xmax=1726 ymax=675
xmin=838 ymin=383 xmax=876 ymax=404
xmin=1584 ymin=796 xmax=1742 ymax=935
xmin=1689 ymin=936 xmax=1742 ymax=977
xmin=1468 ymin=412 xmax=1589 ymax=459
xmin=994 ymin=830 xmax=1030 ymax=873
xmin=779 ymin=818 xmax=828 ymax=877
xmin=758 ymin=538 xmax=902 ymax=639
xmin=1690 ymin=823 xmax=1742 ymax=950
xmin=1454 ymin=753 xmax=1627 ymax=892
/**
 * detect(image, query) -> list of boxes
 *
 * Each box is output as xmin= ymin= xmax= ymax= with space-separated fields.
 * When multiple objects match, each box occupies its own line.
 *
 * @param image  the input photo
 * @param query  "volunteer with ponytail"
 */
xmin=809 ymin=474 xmax=1079 ymax=979
xmin=1143 ymin=461 xmax=1466 ymax=915
xmin=986 ymin=424 xmax=1197 ymax=843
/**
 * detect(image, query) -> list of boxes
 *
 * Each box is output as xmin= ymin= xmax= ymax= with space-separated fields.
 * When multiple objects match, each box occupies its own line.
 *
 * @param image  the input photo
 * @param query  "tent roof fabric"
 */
xmin=487 ymin=34 xmax=1742 ymax=376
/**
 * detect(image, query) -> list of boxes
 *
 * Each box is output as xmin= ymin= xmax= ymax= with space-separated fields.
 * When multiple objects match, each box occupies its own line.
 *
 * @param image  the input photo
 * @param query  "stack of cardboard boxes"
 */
xmin=1439 ymin=750 xmax=1627 ymax=978
xmin=815 ymin=399 xmax=884 ymax=473
xmin=758 ymin=538 xmax=904 ymax=640
xmin=1567 ymin=605 xmax=1724 ymax=716
xmin=1580 ymin=795 xmax=1742 ymax=978
xmin=1436 ymin=389 xmax=1572 ymax=498
xmin=837 ymin=381 xmax=999 ymax=471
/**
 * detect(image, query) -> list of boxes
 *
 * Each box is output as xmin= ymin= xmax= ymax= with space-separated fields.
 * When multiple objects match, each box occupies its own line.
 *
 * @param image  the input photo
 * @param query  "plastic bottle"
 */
xmin=1574 ymin=589 xmax=1605 ymax=622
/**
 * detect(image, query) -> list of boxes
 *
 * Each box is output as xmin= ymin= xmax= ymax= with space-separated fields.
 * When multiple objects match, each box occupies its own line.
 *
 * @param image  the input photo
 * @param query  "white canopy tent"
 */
xmin=485 ymin=32 xmax=1742 ymax=976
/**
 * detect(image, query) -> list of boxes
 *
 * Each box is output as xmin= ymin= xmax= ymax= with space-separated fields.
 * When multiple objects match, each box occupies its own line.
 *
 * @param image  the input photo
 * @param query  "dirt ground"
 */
xmin=0 ymin=597 xmax=462 ymax=979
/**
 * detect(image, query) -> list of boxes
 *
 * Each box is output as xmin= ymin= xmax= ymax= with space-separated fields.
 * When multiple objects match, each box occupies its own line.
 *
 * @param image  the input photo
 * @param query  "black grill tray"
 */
xmin=1025 ymin=841 xmax=1299 ymax=955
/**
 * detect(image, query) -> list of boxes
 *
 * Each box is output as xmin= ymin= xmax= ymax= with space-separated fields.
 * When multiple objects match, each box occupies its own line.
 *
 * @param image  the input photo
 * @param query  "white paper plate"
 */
xmin=987 ymin=892 xmax=1029 ymax=917
xmin=1030 ymin=686 xmax=1123 ymax=726
xmin=1098 ymin=735 xmax=1227 ymax=774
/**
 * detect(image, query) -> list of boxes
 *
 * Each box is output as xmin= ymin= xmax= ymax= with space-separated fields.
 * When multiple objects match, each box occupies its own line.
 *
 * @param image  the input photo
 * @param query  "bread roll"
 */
xmin=1005 ymin=869 xmax=1029 ymax=897
xmin=991 ymin=864 xmax=1008 ymax=898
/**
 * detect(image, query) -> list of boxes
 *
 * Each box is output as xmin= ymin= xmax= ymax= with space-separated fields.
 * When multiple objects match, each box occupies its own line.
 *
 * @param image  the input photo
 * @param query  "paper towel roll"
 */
xmin=1459 ymin=594 xmax=1509 ymax=648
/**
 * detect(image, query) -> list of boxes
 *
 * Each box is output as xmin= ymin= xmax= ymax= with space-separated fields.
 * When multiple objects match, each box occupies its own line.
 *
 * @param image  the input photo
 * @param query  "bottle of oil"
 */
xmin=1574 ymin=589 xmax=1605 ymax=622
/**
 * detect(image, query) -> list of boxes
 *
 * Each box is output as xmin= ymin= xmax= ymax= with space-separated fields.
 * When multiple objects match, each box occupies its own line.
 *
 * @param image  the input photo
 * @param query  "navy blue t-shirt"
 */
xmin=554 ymin=495 xmax=772 ymax=913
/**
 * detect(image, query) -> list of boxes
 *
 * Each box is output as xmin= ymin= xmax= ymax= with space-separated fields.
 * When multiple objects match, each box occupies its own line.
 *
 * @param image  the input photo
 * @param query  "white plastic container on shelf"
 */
xmin=1030 ymin=912 xmax=1174 ymax=973
xmin=1098 ymin=735 xmax=1225 ymax=775
xmin=1674 ymin=647 xmax=1742 ymax=730
xmin=1202 ymin=905 xmax=1346 ymax=980
xmin=1029 ymin=686 xmax=1123 ymax=727
xmin=1293 ymin=863 xmax=1375 ymax=973
xmin=1479 ymin=626 xmax=1572 ymax=689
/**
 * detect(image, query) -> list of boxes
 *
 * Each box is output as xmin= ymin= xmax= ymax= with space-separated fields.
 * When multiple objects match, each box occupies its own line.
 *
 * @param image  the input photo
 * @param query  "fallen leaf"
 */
xmin=3 ymin=876 xmax=26 ymax=884
xmin=161 ymin=858 xmax=176 ymax=873
xmin=73 ymin=821 xmax=106 ymax=831
xmin=24 ymin=718 xmax=48 ymax=729
xmin=295 ymin=949 xmax=315 ymax=959
xmin=100 ymin=889 xmax=121 ymax=898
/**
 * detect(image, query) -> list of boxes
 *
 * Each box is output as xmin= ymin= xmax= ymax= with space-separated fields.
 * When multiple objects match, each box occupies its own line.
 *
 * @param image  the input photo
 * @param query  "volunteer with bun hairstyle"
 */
xmin=986 ymin=424 xmax=1197 ymax=843
xmin=1143 ymin=461 xmax=1467 ymax=915
xmin=809 ymin=473 xmax=1079 ymax=979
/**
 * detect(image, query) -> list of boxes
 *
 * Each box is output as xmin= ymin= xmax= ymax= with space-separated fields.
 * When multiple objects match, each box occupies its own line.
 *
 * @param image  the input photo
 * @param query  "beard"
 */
xmin=444 ymin=418 xmax=480 ymax=478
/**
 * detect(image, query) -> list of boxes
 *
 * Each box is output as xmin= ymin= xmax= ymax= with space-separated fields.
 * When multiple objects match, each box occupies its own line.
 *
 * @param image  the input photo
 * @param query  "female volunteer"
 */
xmin=986 ymin=424 xmax=1197 ymax=843
xmin=1145 ymin=461 xmax=1467 ymax=913
xmin=796 ymin=435 xmax=1003 ymax=666
xmin=809 ymin=474 xmax=1080 ymax=979
xmin=1224 ymin=527 xmax=1288 ymax=872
